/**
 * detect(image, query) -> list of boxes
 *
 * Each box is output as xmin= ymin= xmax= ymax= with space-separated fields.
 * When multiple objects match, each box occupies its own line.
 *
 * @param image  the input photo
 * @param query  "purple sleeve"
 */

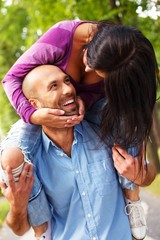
xmin=2 ymin=27 xmax=68 ymax=123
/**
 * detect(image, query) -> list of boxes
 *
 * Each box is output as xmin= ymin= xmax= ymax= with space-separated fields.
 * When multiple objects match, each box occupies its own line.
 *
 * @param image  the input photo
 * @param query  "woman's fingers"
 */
xmin=31 ymin=107 xmax=84 ymax=128
xmin=64 ymin=115 xmax=84 ymax=127
xmin=19 ymin=163 xmax=34 ymax=185
xmin=77 ymin=96 xmax=85 ymax=115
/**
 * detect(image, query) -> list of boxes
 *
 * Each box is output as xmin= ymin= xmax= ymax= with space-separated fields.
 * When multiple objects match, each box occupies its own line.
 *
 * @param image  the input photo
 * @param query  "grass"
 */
xmin=143 ymin=173 xmax=160 ymax=196
xmin=0 ymin=201 xmax=9 ymax=228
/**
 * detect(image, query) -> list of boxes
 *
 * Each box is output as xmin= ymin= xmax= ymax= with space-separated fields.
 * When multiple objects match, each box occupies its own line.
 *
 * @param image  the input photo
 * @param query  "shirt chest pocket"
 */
xmin=88 ymin=160 xmax=117 ymax=196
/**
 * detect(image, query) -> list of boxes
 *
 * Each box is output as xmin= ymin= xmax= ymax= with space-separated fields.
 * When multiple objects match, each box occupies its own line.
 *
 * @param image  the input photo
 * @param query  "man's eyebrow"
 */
xmin=47 ymin=74 xmax=69 ymax=89
xmin=47 ymin=80 xmax=57 ymax=89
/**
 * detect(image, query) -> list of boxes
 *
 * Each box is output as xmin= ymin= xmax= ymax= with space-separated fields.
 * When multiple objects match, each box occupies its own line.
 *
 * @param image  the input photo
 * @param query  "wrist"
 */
xmin=7 ymin=206 xmax=29 ymax=235
xmin=134 ymin=167 xmax=147 ymax=186
xmin=10 ymin=203 xmax=27 ymax=216
xmin=30 ymin=110 xmax=39 ymax=124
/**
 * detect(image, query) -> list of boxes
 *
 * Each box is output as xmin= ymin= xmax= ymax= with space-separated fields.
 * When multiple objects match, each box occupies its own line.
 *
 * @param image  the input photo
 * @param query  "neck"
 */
xmin=42 ymin=126 xmax=74 ymax=157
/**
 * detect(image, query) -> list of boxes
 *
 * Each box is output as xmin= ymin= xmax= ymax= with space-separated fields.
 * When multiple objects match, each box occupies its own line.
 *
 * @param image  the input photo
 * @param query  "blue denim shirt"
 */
xmin=34 ymin=120 xmax=132 ymax=240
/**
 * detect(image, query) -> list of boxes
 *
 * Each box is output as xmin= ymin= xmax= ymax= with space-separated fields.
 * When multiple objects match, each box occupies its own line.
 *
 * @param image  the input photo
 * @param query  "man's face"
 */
xmin=36 ymin=67 xmax=78 ymax=116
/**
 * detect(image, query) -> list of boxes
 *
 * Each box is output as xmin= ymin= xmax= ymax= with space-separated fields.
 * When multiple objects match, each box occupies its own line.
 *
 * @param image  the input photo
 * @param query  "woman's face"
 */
xmin=83 ymin=49 xmax=107 ymax=78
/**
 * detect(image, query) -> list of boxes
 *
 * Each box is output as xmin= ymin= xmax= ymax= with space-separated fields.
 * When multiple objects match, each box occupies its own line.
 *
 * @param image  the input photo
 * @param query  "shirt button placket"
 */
xmin=82 ymin=191 xmax=86 ymax=197
xmin=74 ymin=145 xmax=98 ymax=240
xmin=75 ymin=170 xmax=79 ymax=174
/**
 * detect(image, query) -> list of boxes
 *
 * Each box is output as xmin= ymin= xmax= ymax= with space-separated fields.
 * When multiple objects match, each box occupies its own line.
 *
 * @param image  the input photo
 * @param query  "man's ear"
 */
xmin=29 ymin=99 xmax=40 ymax=109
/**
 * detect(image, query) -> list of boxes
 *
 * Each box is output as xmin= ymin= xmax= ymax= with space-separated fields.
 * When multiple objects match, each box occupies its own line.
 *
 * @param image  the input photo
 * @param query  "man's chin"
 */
xmin=64 ymin=108 xmax=78 ymax=116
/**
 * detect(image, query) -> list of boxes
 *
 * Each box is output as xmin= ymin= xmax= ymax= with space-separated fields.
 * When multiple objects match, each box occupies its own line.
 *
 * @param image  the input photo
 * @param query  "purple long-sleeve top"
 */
xmin=2 ymin=20 xmax=104 ymax=123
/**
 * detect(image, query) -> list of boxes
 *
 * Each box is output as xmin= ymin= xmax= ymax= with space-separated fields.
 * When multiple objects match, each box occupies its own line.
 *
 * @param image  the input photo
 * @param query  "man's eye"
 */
xmin=51 ymin=83 xmax=57 ymax=89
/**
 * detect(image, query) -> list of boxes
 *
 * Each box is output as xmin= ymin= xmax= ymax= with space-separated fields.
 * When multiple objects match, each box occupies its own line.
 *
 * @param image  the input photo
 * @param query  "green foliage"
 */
xmin=0 ymin=200 xmax=9 ymax=227
xmin=138 ymin=17 xmax=160 ymax=65
xmin=0 ymin=0 xmax=29 ymax=133
xmin=0 ymin=3 xmax=29 ymax=73
xmin=0 ymin=89 xmax=19 ymax=134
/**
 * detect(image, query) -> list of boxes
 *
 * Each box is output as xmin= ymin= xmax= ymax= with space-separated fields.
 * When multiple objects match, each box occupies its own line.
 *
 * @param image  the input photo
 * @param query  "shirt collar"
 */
xmin=42 ymin=123 xmax=84 ymax=153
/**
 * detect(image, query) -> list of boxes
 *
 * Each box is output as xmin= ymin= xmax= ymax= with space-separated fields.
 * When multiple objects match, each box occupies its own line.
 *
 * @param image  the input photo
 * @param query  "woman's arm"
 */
xmin=2 ymin=42 xmax=63 ymax=123
xmin=0 ymin=164 xmax=34 ymax=235
xmin=2 ymin=20 xmax=85 ymax=127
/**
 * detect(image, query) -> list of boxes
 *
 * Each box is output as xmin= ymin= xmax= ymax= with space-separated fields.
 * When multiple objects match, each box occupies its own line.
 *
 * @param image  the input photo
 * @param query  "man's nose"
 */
xmin=62 ymin=84 xmax=72 ymax=94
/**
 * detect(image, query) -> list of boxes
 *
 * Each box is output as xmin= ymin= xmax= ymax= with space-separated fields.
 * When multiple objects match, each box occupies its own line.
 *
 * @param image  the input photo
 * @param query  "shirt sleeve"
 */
xmin=2 ymin=27 xmax=67 ymax=123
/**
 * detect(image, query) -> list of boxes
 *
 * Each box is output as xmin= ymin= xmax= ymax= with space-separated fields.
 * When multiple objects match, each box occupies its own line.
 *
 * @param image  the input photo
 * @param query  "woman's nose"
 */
xmin=85 ymin=65 xmax=93 ymax=72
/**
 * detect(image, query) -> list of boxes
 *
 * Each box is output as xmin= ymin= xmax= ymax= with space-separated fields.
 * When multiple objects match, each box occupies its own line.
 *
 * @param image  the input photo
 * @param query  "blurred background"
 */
xmin=0 ymin=0 xmax=160 ymax=239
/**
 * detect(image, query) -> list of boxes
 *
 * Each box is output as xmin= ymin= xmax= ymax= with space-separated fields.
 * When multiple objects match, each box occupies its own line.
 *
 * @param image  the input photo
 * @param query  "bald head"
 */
xmin=22 ymin=65 xmax=62 ymax=99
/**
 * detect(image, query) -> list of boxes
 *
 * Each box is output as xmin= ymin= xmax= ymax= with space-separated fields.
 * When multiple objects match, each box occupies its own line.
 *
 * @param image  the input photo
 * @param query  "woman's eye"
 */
xmin=65 ymin=78 xmax=71 ymax=84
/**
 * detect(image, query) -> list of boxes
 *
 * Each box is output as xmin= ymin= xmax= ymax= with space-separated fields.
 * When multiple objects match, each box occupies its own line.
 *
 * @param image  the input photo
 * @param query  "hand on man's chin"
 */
xmin=64 ymin=108 xmax=78 ymax=116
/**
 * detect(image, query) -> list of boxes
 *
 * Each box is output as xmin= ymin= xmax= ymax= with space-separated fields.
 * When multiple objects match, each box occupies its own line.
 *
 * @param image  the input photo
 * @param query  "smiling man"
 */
xmin=22 ymin=65 xmax=78 ymax=157
xmin=23 ymin=65 xmax=78 ymax=117
xmin=1 ymin=65 xmax=133 ymax=240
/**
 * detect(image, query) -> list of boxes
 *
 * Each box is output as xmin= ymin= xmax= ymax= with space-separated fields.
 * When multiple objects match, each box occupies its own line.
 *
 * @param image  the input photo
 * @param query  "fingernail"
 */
xmin=72 ymin=117 xmax=76 ymax=120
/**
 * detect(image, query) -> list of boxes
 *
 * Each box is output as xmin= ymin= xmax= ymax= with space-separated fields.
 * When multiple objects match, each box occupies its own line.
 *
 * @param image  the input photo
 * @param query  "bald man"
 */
xmin=1 ymin=65 xmax=135 ymax=240
xmin=1 ymin=65 xmax=154 ymax=240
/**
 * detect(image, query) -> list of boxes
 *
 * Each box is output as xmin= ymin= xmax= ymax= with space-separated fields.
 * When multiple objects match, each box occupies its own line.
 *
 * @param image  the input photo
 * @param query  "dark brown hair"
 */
xmin=87 ymin=23 xmax=159 ymax=147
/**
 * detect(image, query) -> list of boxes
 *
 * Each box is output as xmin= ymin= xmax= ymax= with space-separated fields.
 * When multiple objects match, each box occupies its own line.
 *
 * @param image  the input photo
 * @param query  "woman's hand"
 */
xmin=30 ymin=97 xmax=85 ymax=128
xmin=112 ymin=144 xmax=149 ymax=186
xmin=77 ymin=96 xmax=85 ymax=116
xmin=0 ymin=163 xmax=34 ymax=235
xmin=0 ymin=163 xmax=34 ymax=212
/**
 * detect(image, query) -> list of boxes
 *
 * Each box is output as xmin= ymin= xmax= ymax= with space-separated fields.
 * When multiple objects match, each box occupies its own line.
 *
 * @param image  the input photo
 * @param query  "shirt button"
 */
xmin=82 ymin=191 xmax=86 ymax=196
xmin=60 ymin=152 xmax=64 ymax=157
xmin=87 ymin=213 xmax=91 ymax=218
xmin=75 ymin=170 xmax=79 ymax=174
xmin=92 ymin=238 xmax=97 ymax=240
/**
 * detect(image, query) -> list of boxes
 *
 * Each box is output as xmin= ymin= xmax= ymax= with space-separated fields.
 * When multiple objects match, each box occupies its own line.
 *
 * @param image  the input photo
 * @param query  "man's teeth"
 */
xmin=63 ymin=99 xmax=74 ymax=106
